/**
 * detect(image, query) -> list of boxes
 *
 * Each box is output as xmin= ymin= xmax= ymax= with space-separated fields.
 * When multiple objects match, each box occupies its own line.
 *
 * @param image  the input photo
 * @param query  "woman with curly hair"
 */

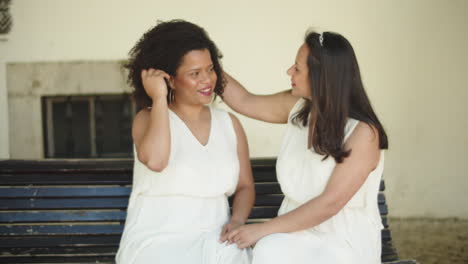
xmin=221 ymin=31 xmax=388 ymax=264
xmin=116 ymin=20 xmax=254 ymax=264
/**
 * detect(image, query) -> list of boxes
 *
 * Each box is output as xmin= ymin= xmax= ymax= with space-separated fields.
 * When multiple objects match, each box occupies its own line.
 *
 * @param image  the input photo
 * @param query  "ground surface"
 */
xmin=389 ymin=218 xmax=468 ymax=264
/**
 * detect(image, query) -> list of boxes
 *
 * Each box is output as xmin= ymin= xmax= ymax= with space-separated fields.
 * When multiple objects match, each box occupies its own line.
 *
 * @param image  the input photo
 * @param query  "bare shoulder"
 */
xmin=228 ymin=112 xmax=249 ymax=141
xmin=228 ymin=112 xmax=243 ymax=131
xmin=346 ymin=122 xmax=380 ymax=149
xmin=340 ymin=122 xmax=381 ymax=171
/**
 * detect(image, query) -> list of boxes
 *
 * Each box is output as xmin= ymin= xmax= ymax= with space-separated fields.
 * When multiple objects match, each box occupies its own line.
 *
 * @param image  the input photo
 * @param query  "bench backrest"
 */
xmin=0 ymin=159 xmax=399 ymax=263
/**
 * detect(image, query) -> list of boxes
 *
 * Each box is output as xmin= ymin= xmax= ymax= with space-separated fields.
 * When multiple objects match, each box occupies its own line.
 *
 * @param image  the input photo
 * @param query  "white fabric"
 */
xmin=116 ymin=106 xmax=251 ymax=264
xmin=253 ymin=98 xmax=384 ymax=264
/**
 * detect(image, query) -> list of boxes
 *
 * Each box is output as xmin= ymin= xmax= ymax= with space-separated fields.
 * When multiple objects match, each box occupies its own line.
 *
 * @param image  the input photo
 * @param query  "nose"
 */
xmin=286 ymin=66 xmax=293 ymax=76
xmin=200 ymin=70 xmax=214 ymax=83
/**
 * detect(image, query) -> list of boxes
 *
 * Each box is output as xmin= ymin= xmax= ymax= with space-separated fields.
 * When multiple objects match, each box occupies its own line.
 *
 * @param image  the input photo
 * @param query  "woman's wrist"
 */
xmin=260 ymin=221 xmax=274 ymax=237
xmin=229 ymin=217 xmax=246 ymax=225
xmin=151 ymin=97 xmax=168 ymax=107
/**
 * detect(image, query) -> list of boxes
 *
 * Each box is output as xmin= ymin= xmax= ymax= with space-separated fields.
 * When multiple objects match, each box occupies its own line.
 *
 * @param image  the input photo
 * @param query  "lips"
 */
xmin=198 ymin=86 xmax=213 ymax=96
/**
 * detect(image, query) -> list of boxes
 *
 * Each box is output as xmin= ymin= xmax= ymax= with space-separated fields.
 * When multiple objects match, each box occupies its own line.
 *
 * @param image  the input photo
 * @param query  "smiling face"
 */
xmin=287 ymin=43 xmax=312 ymax=99
xmin=169 ymin=49 xmax=217 ymax=106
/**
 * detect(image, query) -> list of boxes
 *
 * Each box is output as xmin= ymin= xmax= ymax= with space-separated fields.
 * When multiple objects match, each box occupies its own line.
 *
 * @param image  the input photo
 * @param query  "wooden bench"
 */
xmin=0 ymin=159 xmax=416 ymax=264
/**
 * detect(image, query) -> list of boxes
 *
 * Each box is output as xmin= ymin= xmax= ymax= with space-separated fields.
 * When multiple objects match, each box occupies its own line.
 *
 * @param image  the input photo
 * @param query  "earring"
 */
xmin=168 ymin=88 xmax=175 ymax=104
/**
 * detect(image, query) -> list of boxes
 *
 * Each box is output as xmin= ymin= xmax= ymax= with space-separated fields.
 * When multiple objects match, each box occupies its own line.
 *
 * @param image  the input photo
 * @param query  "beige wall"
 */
xmin=0 ymin=63 xmax=9 ymax=159
xmin=6 ymin=62 xmax=131 ymax=158
xmin=0 ymin=0 xmax=467 ymax=218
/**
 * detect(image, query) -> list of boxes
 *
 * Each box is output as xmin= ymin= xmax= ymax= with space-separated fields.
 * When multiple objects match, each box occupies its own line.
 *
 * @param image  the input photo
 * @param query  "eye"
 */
xmin=190 ymin=71 xmax=199 ymax=77
xmin=208 ymin=66 xmax=215 ymax=72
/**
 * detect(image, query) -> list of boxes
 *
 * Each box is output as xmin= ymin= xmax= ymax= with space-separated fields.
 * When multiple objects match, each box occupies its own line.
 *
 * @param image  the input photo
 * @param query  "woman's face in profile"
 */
xmin=169 ymin=49 xmax=217 ymax=105
xmin=287 ymin=44 xmax=311 ymax=99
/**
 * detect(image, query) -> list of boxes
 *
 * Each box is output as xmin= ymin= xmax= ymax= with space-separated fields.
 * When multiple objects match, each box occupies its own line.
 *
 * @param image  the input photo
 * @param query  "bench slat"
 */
xmin=0 ymin=187 xmax=131 ymax=198
xmin=382 ymin=241 xmax=399 ymax=260
xmin=0 ymin=171 xmax=279 ymax=186
xmin=0 ymin=202 xmax=387 ymax=221
xmin=0 ymin=224 xmax=124 ymax=235
xmin=0 ymin=211 xmax=126 ymax=223
xmin=382 ymin=216 xmax=388 ymax=228
xmin=0 ymin=173 xmax=132 ymax=186
xmin=0 ymin=256 xmax=115 ymax=264
xmin=229 ymin=194 xmax=284 ymax=206
xmin=0 ymin=245 xmax=117 ymax=255
xmin=2 ymin=223 xmax=390 ymax=243
xmin=0 ymin=184 xmax=284 ymax=199
xmin=248 ymin=207 xmax=280 ymax=218
xmin=0 ymin=186 xmax=385 ymax=204
xmin=0 ymin=159 xmax=276 ymax=172
xmin=254 ymin=183 xmax=281 ymax=194
xmin=1 ymin=196 xmax=286 ymax=210
xmin=0 ymin=206 xmax=282 ymax=223
xmin=0 ymin=235 xmax=121 ymax=247
xmin=0 ymin=198 xmax=130 ymax=210
xmin=0 ymin=204 xmax=387 ymax=223
xmin=0 ymin=230 xmax=397 ymax=262
xmin=382 ymin=228 xmax=392 ymax=242
xmin=0 ymin=159 xmax=133 ymax=172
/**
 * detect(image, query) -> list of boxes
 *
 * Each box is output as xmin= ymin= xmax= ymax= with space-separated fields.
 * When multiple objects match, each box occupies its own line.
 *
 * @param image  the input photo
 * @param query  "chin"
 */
xmin=291 ymin=89 xmax=302 ymax=97
xmin=200 ymin=97 xmax=213 ymax=105
xmin=292 ymin=89 xmax=310 ymax=99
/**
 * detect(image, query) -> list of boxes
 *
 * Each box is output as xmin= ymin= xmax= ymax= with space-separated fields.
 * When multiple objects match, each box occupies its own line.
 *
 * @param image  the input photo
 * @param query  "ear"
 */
xmin=168 ymin=75 xmax=176 ymax=90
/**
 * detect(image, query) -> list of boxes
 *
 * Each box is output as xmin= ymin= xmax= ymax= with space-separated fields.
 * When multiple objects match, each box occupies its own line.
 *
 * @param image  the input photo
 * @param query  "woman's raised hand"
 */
xmin=141 ymin=69 xmax=171 ymax=100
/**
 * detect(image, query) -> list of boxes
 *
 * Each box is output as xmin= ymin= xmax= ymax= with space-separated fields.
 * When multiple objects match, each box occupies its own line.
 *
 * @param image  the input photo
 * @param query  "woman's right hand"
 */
xmin=223 ymin=72 xmax=297 ymax=124
xmin=141 ymin=69 xmax=171 ymax=100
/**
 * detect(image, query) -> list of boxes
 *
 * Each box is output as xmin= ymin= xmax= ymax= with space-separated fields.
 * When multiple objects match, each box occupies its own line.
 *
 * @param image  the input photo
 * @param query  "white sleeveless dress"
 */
xmin=252 ymin=98 xmax=384 ymax=264
xmin=116 ymin=106 xmax=252 ymax=264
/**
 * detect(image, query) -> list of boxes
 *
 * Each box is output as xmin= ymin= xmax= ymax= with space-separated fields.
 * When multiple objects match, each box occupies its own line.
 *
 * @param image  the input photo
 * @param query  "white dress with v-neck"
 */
xmin=116 ymin=106 xmax=251 ymax=264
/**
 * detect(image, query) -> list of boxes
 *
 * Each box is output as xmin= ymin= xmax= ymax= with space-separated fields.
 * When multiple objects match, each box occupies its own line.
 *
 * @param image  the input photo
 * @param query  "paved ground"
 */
xmin=389 ymin=218 xmax=468 ymax=264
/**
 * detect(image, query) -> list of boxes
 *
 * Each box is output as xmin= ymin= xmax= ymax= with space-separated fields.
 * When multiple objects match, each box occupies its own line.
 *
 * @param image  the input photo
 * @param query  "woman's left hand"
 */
xmin=227 ymin=223 xmax=268 ymax=249
xmin=219 ymin=219 xmax=244 ymax=243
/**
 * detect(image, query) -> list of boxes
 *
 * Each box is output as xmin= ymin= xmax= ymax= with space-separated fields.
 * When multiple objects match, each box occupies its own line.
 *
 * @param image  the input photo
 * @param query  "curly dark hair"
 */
xmin=125 ymin=19 xmax=225 ymax=109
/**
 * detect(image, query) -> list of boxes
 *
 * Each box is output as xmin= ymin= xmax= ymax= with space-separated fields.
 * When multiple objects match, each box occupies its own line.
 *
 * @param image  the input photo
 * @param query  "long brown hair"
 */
xmin=292 ymin=31 xmax=388 ymax=163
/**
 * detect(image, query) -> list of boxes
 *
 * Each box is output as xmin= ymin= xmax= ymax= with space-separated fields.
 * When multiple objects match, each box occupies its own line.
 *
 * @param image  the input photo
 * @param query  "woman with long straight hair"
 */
xmin=221 ymin=31 xmax=388 ymax=264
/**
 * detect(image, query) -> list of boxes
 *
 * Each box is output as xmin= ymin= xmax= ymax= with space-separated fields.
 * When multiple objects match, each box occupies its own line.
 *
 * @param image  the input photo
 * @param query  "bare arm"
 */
xmin=228 ymin=122 xmax=381 ymax=248
xmin=223 ymin=73 xmax=299 ymax=124
xmin=132 ymin=69 xmax=171 ymax=172
xmin=220 ymin=113 xmax=255 ymax=242
xmin=264 ymin=123 xmax=380 ymax=232
xmin=229 ymin=113 xmax=255 ymax=223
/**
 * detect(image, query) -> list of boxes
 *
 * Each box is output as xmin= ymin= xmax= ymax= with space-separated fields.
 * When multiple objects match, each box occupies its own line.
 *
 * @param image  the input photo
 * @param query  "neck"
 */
xmin=169 ymin=102 xmax=207 ymax=121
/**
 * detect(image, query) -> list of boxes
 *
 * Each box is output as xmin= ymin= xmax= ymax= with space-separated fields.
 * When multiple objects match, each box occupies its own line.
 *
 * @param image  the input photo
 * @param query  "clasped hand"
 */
xmin=220 ymin=222 xmax=267 ymax=249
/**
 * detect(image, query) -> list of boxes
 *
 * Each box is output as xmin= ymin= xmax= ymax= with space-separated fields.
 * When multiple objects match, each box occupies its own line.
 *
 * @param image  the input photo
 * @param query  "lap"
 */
xmin=128 ymin=229 xmax=251 ymax=264
xmin=252 ymin=232 xmax=355 ymax=264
